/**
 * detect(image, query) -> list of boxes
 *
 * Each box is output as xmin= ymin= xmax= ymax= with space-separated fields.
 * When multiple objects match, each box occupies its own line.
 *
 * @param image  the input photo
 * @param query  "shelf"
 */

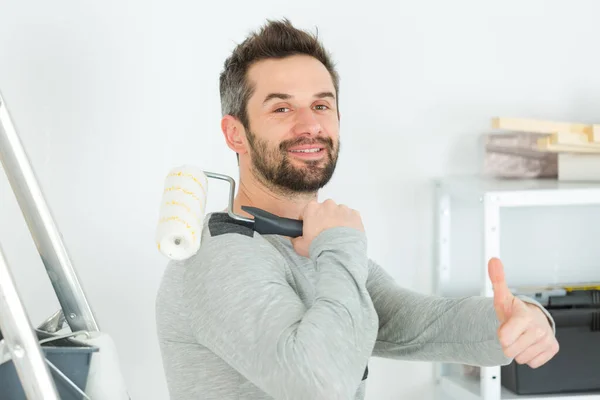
xmin=435 ymin=175 xmax=600 ymax=206
xmin=434 ymin=174 xmax=600 ymax=298
xmin=437 ymin=175 xmax=600 ymax=194
xmin=437 ymin=374 xmax=600 ymax=400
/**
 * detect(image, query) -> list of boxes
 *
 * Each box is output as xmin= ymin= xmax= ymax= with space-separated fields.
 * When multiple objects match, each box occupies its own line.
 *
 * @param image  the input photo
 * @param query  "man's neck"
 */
xmin=231 ymin=171 xmax=317 ymax=221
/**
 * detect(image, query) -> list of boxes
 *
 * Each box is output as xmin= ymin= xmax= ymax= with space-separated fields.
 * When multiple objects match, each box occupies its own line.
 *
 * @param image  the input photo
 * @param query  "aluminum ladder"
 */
xmin=0 ymin=89 xmax=100 ymax=399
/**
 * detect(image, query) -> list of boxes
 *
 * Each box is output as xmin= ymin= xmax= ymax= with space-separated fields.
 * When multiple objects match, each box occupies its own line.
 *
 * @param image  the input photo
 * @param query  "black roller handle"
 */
xmin=241 ymin=206 xmax=303 ymax=237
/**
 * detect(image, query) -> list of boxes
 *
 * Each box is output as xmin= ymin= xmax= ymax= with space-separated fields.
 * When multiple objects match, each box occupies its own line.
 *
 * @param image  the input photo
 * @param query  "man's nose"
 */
xmin=292 ymin=107 xmax=321 ymax=136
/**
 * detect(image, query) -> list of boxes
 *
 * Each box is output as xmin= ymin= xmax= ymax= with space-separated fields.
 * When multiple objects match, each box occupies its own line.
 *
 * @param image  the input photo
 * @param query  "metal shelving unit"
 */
xmin=433 ymin=175 xmax=600 ymax=400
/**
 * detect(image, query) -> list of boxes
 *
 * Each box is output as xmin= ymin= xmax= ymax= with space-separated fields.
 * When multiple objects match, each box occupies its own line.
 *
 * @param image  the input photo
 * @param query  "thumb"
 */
xmin=488 ymin=257 xmax=514 ymax=323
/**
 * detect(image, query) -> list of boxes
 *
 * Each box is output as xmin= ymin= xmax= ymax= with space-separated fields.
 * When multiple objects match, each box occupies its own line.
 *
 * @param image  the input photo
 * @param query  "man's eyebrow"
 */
xmin=314 ymin=91 xmax=336 ymax=100
xmin=263 ymin=93 xmax=291 ymax=104
xmin=262 ymin=91 xmax=336 ymax=105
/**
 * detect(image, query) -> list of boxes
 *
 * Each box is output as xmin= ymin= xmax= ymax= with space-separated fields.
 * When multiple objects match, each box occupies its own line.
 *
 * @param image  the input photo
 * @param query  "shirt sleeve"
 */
xmin=182 ymin=227 xmax=379 ymax=400
xmin=365 ymin=259 xmax=555 ymax=366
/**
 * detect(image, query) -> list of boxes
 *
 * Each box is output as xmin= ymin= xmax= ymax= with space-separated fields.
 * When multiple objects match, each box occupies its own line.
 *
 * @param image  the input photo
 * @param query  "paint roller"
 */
xmin=155 ymin=165 xmax=304 ymax=260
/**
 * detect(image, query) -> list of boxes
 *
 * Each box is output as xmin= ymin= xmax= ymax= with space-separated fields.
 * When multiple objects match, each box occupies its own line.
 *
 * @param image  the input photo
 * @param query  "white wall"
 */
xmin=1 ymin=1 xmax=600 ymax=399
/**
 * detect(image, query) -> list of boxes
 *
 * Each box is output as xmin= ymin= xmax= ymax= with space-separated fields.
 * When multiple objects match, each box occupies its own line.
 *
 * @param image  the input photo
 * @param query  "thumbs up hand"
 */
xmin=488 ymin=257 xmax=559 ymax=369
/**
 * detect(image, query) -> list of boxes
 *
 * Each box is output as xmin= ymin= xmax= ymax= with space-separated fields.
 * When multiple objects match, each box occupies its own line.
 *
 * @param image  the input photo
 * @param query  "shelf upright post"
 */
xmin=434 ymin=184 xmax=452 ymax=383
xmin=481 ymin=193 xmax=502 ymax=400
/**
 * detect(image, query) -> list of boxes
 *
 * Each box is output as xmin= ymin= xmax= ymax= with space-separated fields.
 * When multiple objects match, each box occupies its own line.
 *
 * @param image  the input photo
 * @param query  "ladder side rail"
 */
xmin=0 ymin=91 xmax=99 ymax=333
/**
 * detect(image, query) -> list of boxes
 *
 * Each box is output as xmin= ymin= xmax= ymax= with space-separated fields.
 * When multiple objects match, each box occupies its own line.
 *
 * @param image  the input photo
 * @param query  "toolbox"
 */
xmin=501 ymin=289 xmax=600 ymax=395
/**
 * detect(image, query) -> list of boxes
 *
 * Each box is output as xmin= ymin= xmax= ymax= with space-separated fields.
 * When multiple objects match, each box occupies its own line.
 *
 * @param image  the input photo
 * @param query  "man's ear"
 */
xmin=221 ymin=115 xmax=247 ymax=156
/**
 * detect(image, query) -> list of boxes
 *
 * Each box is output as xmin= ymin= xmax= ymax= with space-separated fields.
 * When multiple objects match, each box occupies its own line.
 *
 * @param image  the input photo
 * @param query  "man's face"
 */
xmin=243 ymin=55 xmax=340 ymax=194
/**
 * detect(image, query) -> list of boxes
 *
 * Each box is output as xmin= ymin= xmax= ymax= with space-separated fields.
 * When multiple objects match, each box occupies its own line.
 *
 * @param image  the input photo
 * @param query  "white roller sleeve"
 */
xmin=155 ymin=165 xmax=208 ymax=260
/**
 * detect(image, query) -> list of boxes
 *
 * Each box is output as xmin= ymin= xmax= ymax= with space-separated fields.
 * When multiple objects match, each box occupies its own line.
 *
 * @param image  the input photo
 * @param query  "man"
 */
xmin=155 ymin=19 xmax=559 ymax=400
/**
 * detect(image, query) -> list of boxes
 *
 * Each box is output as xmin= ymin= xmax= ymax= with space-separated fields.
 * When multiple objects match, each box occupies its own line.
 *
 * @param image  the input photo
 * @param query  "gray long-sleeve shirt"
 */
xmin=155 ymin=212 xmax=554 ymax=399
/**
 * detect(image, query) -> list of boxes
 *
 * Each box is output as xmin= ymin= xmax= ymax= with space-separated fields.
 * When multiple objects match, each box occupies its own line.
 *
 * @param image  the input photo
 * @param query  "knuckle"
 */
xmin=500 ymin=336 xmax=513 ymax=349
xmin=497 ymin=330 xmax=509 ymax=347
xmin=553 ymin=341 xmax=560 ymax=354
xmin=536 ymin=327 xmax=547 ymax=339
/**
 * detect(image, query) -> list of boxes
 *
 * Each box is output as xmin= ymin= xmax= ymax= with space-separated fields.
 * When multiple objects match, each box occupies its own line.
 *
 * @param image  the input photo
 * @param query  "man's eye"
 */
xmin=315 ymin=105 xmax=329 ymax=110
xmin=274 ymin=107 xmax=289 ymax=113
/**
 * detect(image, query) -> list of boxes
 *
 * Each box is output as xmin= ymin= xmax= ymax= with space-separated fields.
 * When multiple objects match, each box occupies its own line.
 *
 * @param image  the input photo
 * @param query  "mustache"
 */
xmin=279 ymin=137 xmax=334 ymax=152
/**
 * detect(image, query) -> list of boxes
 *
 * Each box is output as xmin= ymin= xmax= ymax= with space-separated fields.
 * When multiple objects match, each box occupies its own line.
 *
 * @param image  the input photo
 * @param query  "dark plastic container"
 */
xmin=0 ymin=334 xmax=98 ymax=400
xmin=501 ymin=290 xmax=600 ymax=395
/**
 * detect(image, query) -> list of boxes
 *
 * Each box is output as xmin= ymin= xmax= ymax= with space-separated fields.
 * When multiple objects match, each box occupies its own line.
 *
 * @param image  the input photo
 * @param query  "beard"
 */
xmin=246 ymin=130 xmax=339 ymax=195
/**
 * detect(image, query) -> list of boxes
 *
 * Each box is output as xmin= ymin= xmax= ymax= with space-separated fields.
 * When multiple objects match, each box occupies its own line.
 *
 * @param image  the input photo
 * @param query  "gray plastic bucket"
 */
xmin=0 ymin=335 xmax=98 ymax=400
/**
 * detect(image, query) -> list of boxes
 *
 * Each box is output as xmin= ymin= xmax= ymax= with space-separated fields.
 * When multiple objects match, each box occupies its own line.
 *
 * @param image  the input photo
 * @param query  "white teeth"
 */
xmin=290 ymin=148 xmax=321 ymax=153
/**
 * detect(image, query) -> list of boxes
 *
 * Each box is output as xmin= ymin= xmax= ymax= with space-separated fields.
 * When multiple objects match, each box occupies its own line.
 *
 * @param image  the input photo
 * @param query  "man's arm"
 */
xmin=182 ymin=228 xmax=378 ymax=400
xmin=366 ymin=259 xmax=556 ymax=366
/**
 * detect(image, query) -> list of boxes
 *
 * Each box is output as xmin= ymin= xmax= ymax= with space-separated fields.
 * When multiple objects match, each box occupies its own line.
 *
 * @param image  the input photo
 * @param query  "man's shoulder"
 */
xmin=195 ymin=212 xmax=282 ymax=261
xmin=177 ymin=212 xmax=287 ymax=280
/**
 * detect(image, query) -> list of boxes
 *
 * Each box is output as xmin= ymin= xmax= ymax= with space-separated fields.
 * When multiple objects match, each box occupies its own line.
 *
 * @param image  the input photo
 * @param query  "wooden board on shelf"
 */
xmin=550 ymin=131 xmax=600 ymax=146
xmin=537 ymin=136 xmax=600 ymax=153
xmin=491 ymin=117 xmax=600 ymax=141
xmin=490 ymin=117 xmax=600 ymax=153
xmin=593 ymin=125 xmax=600 ymax=142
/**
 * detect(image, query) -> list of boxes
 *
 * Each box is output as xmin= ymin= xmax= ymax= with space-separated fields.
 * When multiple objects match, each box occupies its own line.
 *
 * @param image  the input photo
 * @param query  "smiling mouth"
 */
xmin=288 ymin=148 xmax=323 ymax=153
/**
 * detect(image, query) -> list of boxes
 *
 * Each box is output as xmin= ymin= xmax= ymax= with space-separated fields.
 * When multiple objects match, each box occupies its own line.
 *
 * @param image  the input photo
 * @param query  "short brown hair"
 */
xmin=219 ymin=18 xmax=340 ymax=130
